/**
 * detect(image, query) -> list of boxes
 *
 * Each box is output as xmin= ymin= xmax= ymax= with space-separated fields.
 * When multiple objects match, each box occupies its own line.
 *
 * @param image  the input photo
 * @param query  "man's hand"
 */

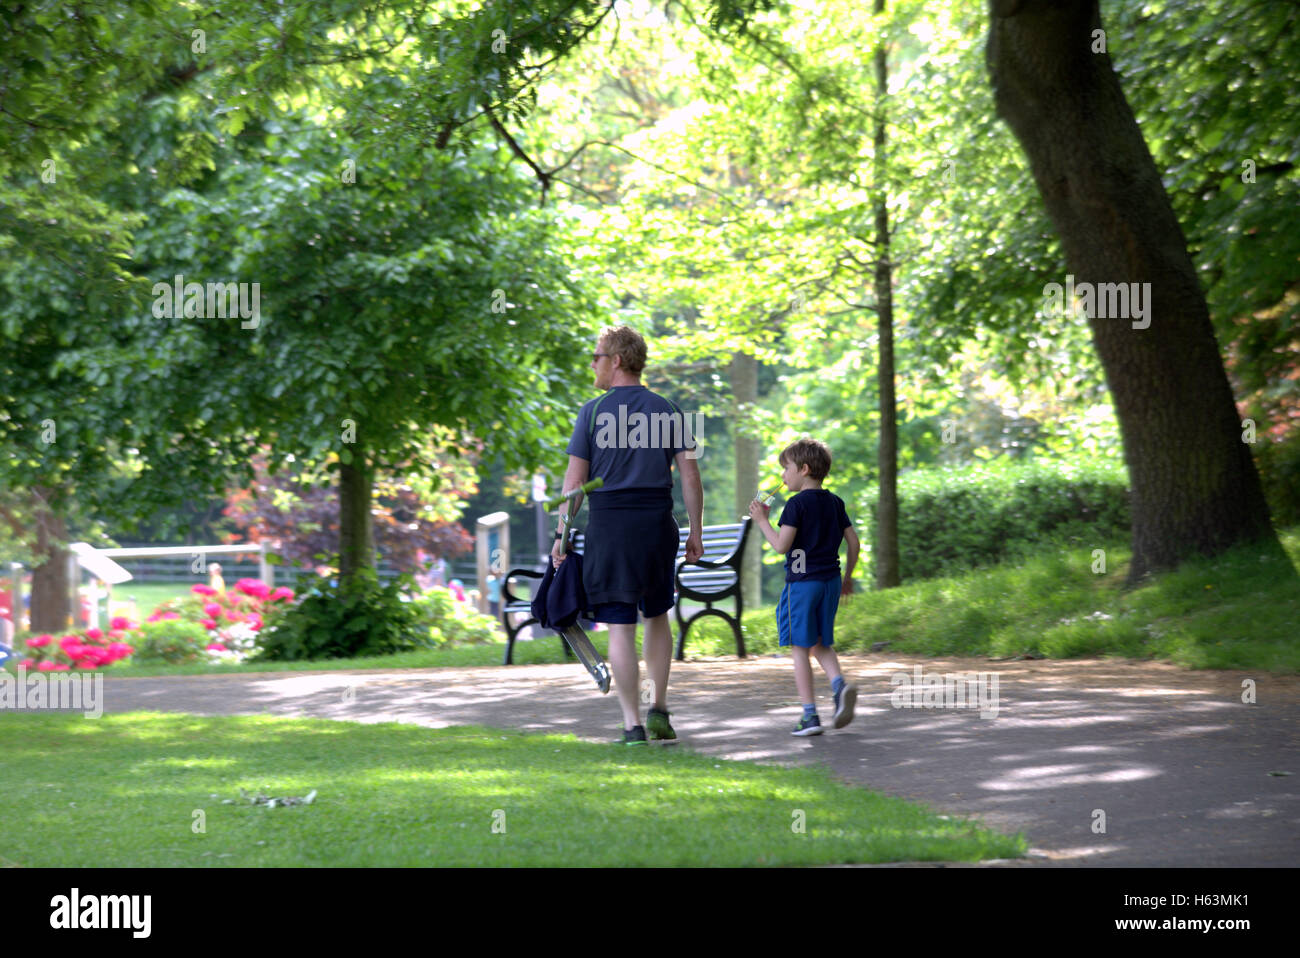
xmin=748 ymin=499 xmax=771 ymax=522
xmin=551 ymin=538 xmax=567 ymax=568
xmin=840 ymin=576 xmax=854 ymax=598
xmin=684 ymin=530 xmax=704 ymax=563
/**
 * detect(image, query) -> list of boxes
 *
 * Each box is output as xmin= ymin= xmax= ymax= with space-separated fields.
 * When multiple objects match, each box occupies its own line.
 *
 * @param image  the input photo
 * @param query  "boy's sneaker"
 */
xmin=792 ymin=714 xmax=823 ymax=736
xmin=620 ymin=725 xmax=647 ymax=746
xmin=645 ymin=707 xmax=677 ymax=744
xmin=832 ymin=683 xmax=858 ymax=729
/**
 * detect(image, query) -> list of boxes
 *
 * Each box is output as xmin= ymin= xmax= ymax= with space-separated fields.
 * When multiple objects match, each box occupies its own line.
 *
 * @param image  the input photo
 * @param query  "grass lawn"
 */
xmin=0 ymin=712 xmax=1026 ymax=867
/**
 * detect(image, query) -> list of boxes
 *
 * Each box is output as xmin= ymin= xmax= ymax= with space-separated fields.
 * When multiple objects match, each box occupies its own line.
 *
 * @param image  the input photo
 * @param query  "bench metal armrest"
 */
xmin=502 ymin=568 xmax=542 ymax=605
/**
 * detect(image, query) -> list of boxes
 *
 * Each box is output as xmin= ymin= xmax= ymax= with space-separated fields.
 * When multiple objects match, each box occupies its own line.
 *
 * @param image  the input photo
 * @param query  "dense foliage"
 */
xmin=860 ymin=459 xmax=1130 ymax=581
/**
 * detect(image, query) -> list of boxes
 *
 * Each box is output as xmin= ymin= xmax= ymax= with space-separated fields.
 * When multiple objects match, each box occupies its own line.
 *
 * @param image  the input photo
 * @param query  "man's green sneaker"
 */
xmin=645 ymin=707 xmax=677 ymax=743
xmin=620 ymin=725 xmax=648 ymax=746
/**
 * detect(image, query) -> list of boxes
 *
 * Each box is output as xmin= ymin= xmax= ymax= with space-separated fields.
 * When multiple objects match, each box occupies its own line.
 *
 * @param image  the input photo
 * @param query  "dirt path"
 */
xmin=97 ymin=653 xmax=1300 ymax=866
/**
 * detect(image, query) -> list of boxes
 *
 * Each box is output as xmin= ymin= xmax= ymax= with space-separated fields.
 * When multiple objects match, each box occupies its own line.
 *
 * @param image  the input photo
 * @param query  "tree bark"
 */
xmin=29 ymin=487 xmax=72 ymax=633
xmin=986 ymin=0 xmax=1279 ymax=580
xmin=338 ymin=450 xmax=376 ymax=584
xmin=730 ymin=352 xmax=763 ymax=605
xmin=873 ymin=0 xmax=901 ymax=589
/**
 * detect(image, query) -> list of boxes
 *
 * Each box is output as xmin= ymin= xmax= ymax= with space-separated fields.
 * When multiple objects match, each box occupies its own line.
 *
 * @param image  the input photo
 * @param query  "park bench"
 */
xmin=500 ymin=520 xmax=754 ymax=665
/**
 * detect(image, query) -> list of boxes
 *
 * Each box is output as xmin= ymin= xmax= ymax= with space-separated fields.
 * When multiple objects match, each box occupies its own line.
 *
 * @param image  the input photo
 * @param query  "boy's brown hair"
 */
xmin=779 ymin=437 xmax=832 ymax=481
xmin=599 ymin=325 xmax=647 ymax=377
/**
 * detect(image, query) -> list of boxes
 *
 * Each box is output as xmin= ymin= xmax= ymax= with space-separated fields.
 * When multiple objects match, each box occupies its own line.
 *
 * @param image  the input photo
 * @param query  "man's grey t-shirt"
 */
xmin=566 ymin=385 xmax=697 ymax=492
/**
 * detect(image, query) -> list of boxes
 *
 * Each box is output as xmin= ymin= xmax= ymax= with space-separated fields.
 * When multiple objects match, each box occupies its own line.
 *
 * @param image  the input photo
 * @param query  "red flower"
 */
xmin=203 ymin=602 xmax=222 ymax=617
xmin=206 ymin=642 xmax=228 ymax=652
xmin=191 ymin=584 xmax=218 ymax=596
xmin=19 ymin=658 xmax=35 ymax=669
xmin=110 ymin=616 xmax=133 ymax=631
xmin=26 ymin=635 xmax=51 ymax=648
xmin=271 ymin=587 xmax=295 ymax=602
xmin=201 ymin=618 xmax=218 ymax=630
xmin=85 ymin=627 xmax=104 ymax=641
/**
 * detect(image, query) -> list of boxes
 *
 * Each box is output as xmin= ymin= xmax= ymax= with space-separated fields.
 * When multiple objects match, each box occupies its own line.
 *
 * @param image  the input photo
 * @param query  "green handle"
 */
xmin=545 ymin=476 xmax=604 ymax=512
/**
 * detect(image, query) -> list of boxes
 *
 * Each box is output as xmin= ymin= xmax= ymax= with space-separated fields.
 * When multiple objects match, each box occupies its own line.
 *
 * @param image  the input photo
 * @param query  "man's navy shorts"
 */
xmin=590 ymin=582 xmax=675 ymax=625
xmin=777 ymin=576 xmax=842 ymax=647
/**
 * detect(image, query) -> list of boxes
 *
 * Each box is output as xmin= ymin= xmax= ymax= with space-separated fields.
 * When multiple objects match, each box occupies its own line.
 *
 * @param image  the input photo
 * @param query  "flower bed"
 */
xmin=146 ymin=578 xmax=295 ymax=663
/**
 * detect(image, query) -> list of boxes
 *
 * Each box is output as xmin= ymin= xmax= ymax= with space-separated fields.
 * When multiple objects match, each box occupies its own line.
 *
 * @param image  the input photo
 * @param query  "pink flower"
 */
xmin=203 ymin=602 xmax=222 ymax=617
xmin=206 ymin=642 xmax=228 ymax=652
xmin=271 ymin=587 xmax=295 ymax=602
xmin=85 ymin=627 xmax=104 ymax=641
xmin=62 ymin=643 xmax=86 ymax=660
xmin=59 ymin=635 xmax=82 ymax=652
xmin=48 ymin=664 xmax=70 ymax=671
xmin=19 ymin=658 xmax=35 ymax=669
xmin=147 ymin=612 xmax=162 ymax=623
xmin=201 ymin=618 xmax=218 ymax=630
xmin=191 ymin=584 xmax=218 ymax=596
xmin=76 ymin=660 xmax=99 ymax=670
xmin=37 ymin=661 xmax=59 ymax=672
xmin=235 ymin=578 xmax=271 ymax=600
xmin=107 ymin=642 xmax=132 ymax=658
xmin=77 ymin=647 xmax=106 ymax=665
xmin=224 ymin=609 xmax=243 ymax=622
xmin=26 ymin=635 xmax=51 ymax=648
xmin=110 ymin=616 xmax=132 ymax=631
xmin=246 ymin=614 xmax=263 ymax=630
xmin=162 ymin=611 xmax=180 ymax=620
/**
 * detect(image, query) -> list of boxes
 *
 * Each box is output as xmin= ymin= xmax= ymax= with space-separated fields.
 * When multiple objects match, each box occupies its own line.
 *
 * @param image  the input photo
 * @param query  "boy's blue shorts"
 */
xmin=777 ymin=577 xmax=841 ymax=648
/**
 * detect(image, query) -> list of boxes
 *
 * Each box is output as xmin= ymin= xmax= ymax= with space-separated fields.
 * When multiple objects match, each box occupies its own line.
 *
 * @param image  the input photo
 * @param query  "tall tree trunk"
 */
xmin=730 ymin=352 xmax=762 ymax=606
xmin=338 ymin=450 xmax=375 ymax=585
xmin=873 ymin=0 xmax=901 ymax=589
xmin=987 ymin=0 xmax=1279 ymax=581
xmin=29 ymin=487 xmax=72 ymax=632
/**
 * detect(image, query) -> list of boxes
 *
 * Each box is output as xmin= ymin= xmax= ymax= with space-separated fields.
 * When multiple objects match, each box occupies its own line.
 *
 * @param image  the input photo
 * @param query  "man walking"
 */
xmin=552 ymin=326 xmax=704 ymax=744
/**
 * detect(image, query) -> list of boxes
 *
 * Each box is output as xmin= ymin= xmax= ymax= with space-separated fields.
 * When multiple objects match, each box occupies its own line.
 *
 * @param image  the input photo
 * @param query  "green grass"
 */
xmin=828 ymin=525 xmax=1300 ymax=671
xmin=0 ymin=712 xmax=1026 ymax=867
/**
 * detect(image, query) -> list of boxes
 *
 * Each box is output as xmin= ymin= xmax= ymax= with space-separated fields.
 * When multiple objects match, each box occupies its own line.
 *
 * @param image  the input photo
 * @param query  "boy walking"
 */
xmin=749 ymin=438 xmax=860 ymax=736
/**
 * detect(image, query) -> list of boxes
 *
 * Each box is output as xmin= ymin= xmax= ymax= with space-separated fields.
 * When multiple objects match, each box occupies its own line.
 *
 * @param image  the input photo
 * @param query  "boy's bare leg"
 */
xmin=642 ymin=611 xmax=672 ymax=709
xmin=792 ymin=646 xmax=815 ymax=704
xmin=607 ymin=623 xmax=641 ymax=729
xmin=811 ymin=642 xmax=842 ymax=683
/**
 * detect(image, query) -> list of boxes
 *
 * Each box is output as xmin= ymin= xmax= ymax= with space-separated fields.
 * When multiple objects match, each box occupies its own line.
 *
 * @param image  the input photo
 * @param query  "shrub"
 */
xmin=133 ymin=619 xmax=213 ymax=664
xmin=148 ymin=578 xmax=295 ymax=659
xmin=253 ymin=568 xmax=429 ymax=661
xmin=407 ymin=586 xmax=501 ymax=647
xmin=861 ymin=458 xmax=1130 ymax=581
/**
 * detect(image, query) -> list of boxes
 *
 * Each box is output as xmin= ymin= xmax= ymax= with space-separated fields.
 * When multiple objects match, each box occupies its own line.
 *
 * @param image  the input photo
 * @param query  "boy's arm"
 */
xmin=749 ymin=501 xmax=797 ymax=553
xmin=841 ymin=523 xmax=860 ymax=595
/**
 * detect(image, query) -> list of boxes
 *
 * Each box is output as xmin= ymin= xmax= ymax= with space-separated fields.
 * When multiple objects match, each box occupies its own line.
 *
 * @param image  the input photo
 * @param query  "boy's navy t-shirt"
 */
xmin=565 ymin=385 xmax=697 ymax=492
xmin=779 ymin=489 xmax=851 ymax=582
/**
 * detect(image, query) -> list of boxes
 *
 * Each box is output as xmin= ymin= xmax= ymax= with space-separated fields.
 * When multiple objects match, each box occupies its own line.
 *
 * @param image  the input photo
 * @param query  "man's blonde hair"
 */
xmin=599 ymin=325 xmax=646 ymax=377
xmin=779 ymin=437 xmax=832 ymax=481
